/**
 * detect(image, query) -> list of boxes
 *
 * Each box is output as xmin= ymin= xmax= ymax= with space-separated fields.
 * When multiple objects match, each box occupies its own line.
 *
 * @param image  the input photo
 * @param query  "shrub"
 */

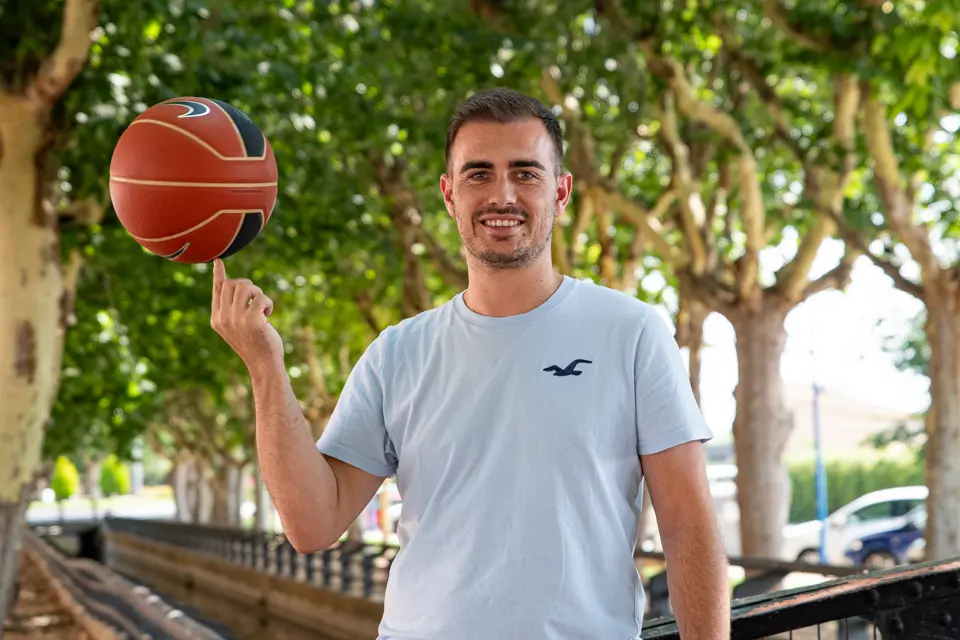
xmin=99 ymin=454 xmax=131 ymax=496
xmin=50 ymin=456 xmax=81 ymax=501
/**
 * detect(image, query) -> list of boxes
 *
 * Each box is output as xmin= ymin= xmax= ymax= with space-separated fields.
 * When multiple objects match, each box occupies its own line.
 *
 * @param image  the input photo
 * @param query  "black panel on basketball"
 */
xmin=217 ymin=212 xmax=264 ymax=260
xmin=212 ymin=99 xmax=266 ymax=157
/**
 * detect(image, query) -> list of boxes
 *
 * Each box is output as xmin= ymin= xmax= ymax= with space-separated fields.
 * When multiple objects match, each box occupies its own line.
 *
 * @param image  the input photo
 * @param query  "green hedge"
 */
xmin=788 ymin=451 xmax=925 ymax=523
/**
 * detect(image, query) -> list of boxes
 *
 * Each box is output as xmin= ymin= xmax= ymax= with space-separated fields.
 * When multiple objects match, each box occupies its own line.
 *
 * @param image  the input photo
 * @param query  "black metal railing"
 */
xmin=97 ymin=518 xmax=960 ymax=639
xmin=104 ymin=517 xmax=397 ymax=601
xmin=644 ymin=557 xmax=960 ymax=639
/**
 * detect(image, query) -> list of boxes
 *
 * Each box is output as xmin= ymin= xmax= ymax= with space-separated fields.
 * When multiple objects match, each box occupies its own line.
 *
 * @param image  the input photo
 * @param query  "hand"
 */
xmin=210 ymin=259 xmax=284 ymax=371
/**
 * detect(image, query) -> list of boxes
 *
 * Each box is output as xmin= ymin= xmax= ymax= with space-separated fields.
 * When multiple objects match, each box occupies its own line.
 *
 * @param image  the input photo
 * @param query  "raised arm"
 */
xmin=210 ymin=258 xmax=384 ymax=551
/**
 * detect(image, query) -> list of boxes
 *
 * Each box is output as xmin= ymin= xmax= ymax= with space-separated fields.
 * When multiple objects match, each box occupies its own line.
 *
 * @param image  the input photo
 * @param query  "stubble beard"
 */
xmin=455 ymin=203 xmax=556 ymax=270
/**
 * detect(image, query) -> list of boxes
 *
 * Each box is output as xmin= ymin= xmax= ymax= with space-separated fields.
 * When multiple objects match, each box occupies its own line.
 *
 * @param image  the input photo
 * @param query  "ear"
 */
xmin=555 ymin=172 xmax=574 ymax=214
xmin=440 ymin=173 xmax=455 ymax=218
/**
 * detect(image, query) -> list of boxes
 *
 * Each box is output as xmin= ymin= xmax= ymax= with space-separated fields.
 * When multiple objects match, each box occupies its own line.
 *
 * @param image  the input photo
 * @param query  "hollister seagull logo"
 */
xmin=166 ymin=99 xmax=211 ymax=118
xmin=543 ymin=359 xmax=593 ymax=377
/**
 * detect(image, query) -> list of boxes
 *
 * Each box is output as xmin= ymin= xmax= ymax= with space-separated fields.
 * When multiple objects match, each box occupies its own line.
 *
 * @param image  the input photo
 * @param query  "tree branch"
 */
xmin=369 ymin=154 xmax=432 ymax=317
xmin=762 ymin=0 xmax=833 ymax=52
xmin=600 ymin=188 xmax=686 ymax=269
xmin=705 ymin=160 xmax=732 ymax=272
xmin=801 ymin=246 xmax=860 ymax=300
xmin=828 ymin=211 xmax=926 ymax=301
xmin=643 ymin=54 xmax=765 ymax=299
xmin=595 ymin=192 xmax=618 ymax=286
xmin=353 ymin=289 xmax=383 ymax=334
xmin=680 ymin=271 xmax=738 ymax=316
xmin=715 ymin=17 xmax=806 ymax=161
xmin=28 ymin=0 xmax=100 ymax=109
xmin=776 ymin=75 xmax=860 ymax=302
xmin=861 ymin=96 xmax=938 ymax=280
xmin=416 ymin=227 xmax=468 ymax=290
xmin=656 ymin=92 xmax=708 ymax=274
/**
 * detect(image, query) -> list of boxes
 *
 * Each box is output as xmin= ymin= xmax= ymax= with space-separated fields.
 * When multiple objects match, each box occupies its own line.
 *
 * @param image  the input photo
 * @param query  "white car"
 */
xmin=781 ymin=485 xmax=928 ymax=565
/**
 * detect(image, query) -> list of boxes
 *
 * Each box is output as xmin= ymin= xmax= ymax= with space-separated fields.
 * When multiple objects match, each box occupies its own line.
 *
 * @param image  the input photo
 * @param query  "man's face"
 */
xmin=441 ymin=118 xmax=573 ymax=270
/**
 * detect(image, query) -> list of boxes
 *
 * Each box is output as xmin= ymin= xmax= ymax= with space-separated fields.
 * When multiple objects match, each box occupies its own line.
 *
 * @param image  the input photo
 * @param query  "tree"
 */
xmin=1 ymin=0 xmax=104 ymax=617
xmin=464 ymin=0 xmax=863 ymax=559
xmin=43 ymin=1 xmax=481 ymax=531
xmin=823 ymin=2 xmax=960 ymax=558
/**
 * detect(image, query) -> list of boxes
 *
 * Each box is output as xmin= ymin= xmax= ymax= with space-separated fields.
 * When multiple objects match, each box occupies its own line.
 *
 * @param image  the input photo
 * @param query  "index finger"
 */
xmin=212 ymin=259 xmax=226 ymax=311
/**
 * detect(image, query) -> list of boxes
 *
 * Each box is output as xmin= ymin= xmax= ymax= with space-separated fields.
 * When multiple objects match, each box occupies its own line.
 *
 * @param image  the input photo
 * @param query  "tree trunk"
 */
xmin=0 ymin=487 xmax=30 ymax=620
xmin=171 ymin=457 xmax=194 ymax=522
xmin=676 ymin=295 xmax=708 ymax=405
xmin=193 ymin=461 xmax=214 ymax=525
xmin=730 ymin=306 xmax=792 ymax=560
xmin=340 ymin=517 xmax=366 ymax=554
xmin=210 ymin=462 xmax=241 ymax=527
xmin=924 ymin=301 xmax=960 ymax=559
xmin=0 ymin=94 xmax=74 ymax=624
xmin=83 ymin=458 xmax=101 ymax=518
xmin=253 ymin=462 xmax=273 ymax=533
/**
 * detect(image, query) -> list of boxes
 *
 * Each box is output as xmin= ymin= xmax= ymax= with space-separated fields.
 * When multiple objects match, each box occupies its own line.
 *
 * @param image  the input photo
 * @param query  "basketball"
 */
xmin=109 ymin=97 xmax=278 ymax=264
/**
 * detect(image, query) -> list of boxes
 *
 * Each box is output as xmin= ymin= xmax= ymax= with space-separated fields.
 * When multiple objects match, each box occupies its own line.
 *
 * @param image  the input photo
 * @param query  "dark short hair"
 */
xmin=445 ymin=88 xmax=564 ymax=174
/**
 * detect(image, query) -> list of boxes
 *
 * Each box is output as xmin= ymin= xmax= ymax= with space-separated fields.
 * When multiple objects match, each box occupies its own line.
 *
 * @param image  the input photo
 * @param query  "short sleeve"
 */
xmin=316 ymin=332 xmax=398 ymax=477
xmin=634 ymin=311 xmax=714 ymax=456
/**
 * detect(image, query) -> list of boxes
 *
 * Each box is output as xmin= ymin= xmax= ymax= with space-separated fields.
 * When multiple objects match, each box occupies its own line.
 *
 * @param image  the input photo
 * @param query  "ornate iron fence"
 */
xmin=98 ymin=517 xmax=960 ymax=639
xmin=103 ymin=517 xmax=396 ymax=601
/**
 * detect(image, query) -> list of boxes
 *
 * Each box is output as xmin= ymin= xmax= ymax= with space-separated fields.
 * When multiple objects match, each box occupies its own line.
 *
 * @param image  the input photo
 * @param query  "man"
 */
xmin=211 ymin=88 xmax=730 ymax=639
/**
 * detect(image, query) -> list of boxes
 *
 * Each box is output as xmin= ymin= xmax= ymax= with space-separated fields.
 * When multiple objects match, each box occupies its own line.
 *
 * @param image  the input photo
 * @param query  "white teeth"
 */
xmin=483 ymin=220 xmax=521 ymax=227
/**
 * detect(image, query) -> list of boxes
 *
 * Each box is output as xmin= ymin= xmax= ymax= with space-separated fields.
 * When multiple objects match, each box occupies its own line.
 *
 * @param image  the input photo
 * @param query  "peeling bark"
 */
xmin=0 ymin=96 xmax=67 ymax=623
xmin=0 ymin=0 xmax=98 ymax=617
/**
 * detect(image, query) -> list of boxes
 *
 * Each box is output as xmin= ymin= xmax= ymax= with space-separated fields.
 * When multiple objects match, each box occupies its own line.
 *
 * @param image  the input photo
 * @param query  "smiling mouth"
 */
xmin=481 ymin=219 xmax=523 ymax=228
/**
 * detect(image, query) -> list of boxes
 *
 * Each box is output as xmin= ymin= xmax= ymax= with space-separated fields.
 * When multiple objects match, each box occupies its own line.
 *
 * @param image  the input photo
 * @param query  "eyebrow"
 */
xmin=458 ymin=159 xmax=548 ymax=174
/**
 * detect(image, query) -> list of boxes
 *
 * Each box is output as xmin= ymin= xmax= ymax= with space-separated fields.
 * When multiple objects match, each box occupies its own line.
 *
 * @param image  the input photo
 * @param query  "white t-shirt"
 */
xmin=317 ymin=276 xmax=713 ymax=639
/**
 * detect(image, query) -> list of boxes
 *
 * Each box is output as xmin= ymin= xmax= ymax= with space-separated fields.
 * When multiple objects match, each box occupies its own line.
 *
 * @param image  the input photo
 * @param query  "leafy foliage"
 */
xmin=12 ymin=1 xmax=956 ymax=556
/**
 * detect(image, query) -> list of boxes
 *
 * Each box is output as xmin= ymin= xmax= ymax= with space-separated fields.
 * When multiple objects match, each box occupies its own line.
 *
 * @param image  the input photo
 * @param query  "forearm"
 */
xmin=661 ymin=519 xmax=731 ymax=638
xmin=250 ymin=360 xmax=339 ymax=550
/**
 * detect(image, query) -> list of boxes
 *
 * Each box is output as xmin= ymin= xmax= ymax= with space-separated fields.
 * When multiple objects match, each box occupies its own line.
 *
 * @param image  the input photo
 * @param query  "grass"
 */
xmin=26 ymin=491 xmax=174 ymax=521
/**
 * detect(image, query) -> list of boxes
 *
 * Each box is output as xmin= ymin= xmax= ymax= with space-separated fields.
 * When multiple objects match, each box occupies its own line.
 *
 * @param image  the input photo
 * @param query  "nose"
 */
xmin=486 ymin=175 xmax=518 ymax=208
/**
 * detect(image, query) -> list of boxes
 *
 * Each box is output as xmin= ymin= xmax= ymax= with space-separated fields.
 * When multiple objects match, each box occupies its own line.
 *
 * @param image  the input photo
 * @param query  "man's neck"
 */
xmin=462 ymin=257 xmax=564 ymax=318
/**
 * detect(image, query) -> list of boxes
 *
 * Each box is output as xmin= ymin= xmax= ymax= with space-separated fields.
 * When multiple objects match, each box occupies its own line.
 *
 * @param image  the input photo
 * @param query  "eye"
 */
xmin=467 ymin=171 xmax=489 ymax=181
xmin=516 ymin=171 xmax=538 ymax=181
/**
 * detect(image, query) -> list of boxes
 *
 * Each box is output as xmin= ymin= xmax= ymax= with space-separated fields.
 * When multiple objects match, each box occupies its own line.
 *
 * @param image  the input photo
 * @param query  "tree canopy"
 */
xmin=17 ymin=0 xmax=960 ymax=560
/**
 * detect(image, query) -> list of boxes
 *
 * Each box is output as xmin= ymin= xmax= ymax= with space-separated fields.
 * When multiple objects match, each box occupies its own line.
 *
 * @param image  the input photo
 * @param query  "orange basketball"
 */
xmin=109 ymin=97 xmax=278 ymax=263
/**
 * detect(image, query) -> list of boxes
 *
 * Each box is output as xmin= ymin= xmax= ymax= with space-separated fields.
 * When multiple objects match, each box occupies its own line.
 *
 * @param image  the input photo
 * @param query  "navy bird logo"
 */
xmin=543 ymin=359 xmax=593 ymax=377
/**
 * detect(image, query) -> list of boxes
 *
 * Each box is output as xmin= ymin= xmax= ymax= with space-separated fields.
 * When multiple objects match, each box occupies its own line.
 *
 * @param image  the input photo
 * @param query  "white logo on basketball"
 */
xmin=166 ymin=100 xmax=211 ymax=118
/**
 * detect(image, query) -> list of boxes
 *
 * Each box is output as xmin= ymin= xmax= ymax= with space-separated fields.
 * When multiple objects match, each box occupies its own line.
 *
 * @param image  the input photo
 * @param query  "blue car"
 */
xmin=845 ymin=505 xmax=926 ymax=570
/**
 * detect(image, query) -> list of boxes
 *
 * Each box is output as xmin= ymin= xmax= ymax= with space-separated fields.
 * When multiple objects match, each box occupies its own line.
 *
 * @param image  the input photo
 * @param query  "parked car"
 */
xmin=780 ymin=485 xmax=928 ymax=565
xmin=845 ymin=504 xmax=926 ymax=570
